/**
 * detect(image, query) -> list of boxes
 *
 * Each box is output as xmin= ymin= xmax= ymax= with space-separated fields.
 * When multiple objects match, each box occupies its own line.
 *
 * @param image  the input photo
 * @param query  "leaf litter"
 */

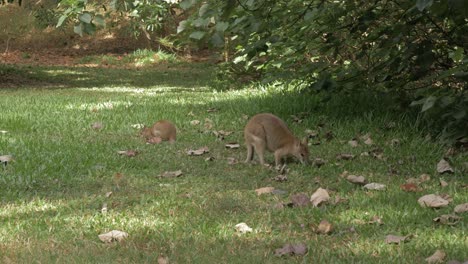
xmin=98 ymin=230 xmax=129 ymax=243
xmin=310 ymin=188 xmax=330 ymax=207
xmin=418 ymin=194 xmax=450 ymax=208
xmin=274 ymin=243 xmax=308 ymax=257
xmin=187 ymin=146 xmax=209 ymax=156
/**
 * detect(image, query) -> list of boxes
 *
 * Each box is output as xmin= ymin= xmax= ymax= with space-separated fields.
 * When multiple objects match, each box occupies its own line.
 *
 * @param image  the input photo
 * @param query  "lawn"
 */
xmin=0 ymin=62 xmax=467 ymax=263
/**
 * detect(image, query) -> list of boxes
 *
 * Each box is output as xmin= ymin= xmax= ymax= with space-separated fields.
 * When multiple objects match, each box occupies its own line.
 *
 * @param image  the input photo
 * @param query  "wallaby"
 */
xmin=141 ymin=120 xmax=176 ymax=143
xmin=244 ymin=113 xmax=309 ymax=166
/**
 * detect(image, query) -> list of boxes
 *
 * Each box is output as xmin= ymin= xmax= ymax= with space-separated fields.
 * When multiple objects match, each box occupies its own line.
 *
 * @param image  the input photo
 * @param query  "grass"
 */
xmin=0 ymin=62 xmax=467 ymax=263
xmin=77 ymin=49 xmax=180 ymax=67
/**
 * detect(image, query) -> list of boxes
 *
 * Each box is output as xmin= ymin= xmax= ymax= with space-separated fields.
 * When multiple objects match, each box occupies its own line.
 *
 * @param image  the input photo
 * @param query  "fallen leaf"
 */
xmin=255 ymin=187 xmax=275 ymax=196
xmin=313 ymin=158 xmax=326 ymax=168
xmin=439 ymin=179 xmax=448 ymax=187
xmin=206 ymin=107 xmax=219 ymax=113
xmin=187 ymin=147 xmax=209 ymax=156
xmin=363 ymin=183 xmax=386 ymax=191
xmin=346 ymin=175 xmax=368 ymax=185
xmin=425 ymin=250 xmax=446 ymax=264
xmin=433 ymin=214 xmax=462 ymax=225
xmin=225 ymin=143 xmax=240 ymax=149
xmin=101 ymin=203 xmax=107 ymax=214
xmin=385 ymin=234 xmax=410 ymax=244
xmin=363 ymin=137 xmax=373 ymax=146
xmin=213 ymin=130 xmax=233 ymax=140
xmin=332 ymin=195 xmax=349 ymax=205
xmin=276 ymin=164 xmax=289 ymax=175
xmin=390 ymin=138 xmax=401 ymax=146
xmin=310 ymin=188 xmax=330 ymax=207
xmin=205 ymin=156 xmax=215 ymax=161
xmin=418 ymin=194 xmax=450 ymax=208
xmin=204 ymin=118 xmax=214 ymax=130
xmin=316 ymin=220 xmax=333 ymax=234
xmin=91 ymin=122 xmax=103 ymax=130
xmin=291 ymin=193 xmax=311 ymax=207
xmin=291 ymin=115 xmax=303 ymax=123
xmin=131 ymin=123 xmax=145 ymax=129
xmin=419 ymin=173 xmax=431 ymax=183
xmin=274 ymin=243 xmax=308 ymax=257
xmin=190 ymin=120 xmax=200 ymax=125
xmin=305 ymin=129 xmax=319 ymax=138
xmin=273 ymin=175 xmax=288 ymax=182
xmin=117 ymin=150 xmax=138 ymax=157
xmin=370 ymin=148 xmax=384 ymax=160
xmin=235 ymin=223 xmax=253 ymax=233
xmin=157 ymin=255 xmax=169 ymax=264
xmin=227 ymin=157 xmax=238 ymax=165
xmin=160 ymin=170 xmax=183 ymax=178
xmin=400 ymin=183 xmax=421 ymax=192
xmin=454 ymin=203 xmax=468 ymax=214
xmin=105 ymin=191 xmax=113 ymax=198
xmin=437 ymin=159 xmax=454 ymax=174
xmin=369 ymin=215 xmax=384 ymax=225
xmin=147 ymin=136 xmax=163 ymax=144
xmin=337 ymin=153 xmax=355 ymax=160
xmin=98 ymin=230 xmax=128 ymax=243
xmin=0 ymin=155 xmax=13 ymax=165
xmin=348 ymin=139 xmax=359 ymax=147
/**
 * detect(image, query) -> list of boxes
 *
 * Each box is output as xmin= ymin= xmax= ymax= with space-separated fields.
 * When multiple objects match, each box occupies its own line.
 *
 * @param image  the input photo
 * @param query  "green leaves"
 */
xmin=416 ymin=0 xmax=433 ymax=11
xmin=189 ymin=31 xmax=206 ymax=40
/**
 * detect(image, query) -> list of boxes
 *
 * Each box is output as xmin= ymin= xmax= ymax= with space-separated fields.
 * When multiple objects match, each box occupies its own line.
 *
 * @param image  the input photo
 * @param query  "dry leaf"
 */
xmin=98 ymin=230 xmax=128 ymax=243
xmin=419 ymin=174 xmax=431 ymax=182
xmin=332 ymin=195 xmax=349 ymax=205
xmin=291 ymin=193 xmax=311 ymax=207
xmin=190 ymin=120 xmax=200 ymax=125
xmin=0 ymin=155 xmax=13 ymax=165
xmin=400 ymin=183 xmax=421 ymax=192
xmin=213 ymin=130 xmax=233 ymax=140
xmin=316 ymin=220 xmax=333 ymax=234
xmin=454 ymin=203 xmax=468 ymax=214
xmin=439 ymin=179 xmax=448 ymax=187
xmin=363 ymin=137 xmax=373 ymax=146
xmin=117 ymin=150 xmax=138 ymax=157
xmin=205 ymin=156 xmax=215 ymax=161
xmin=418 ymin=194 xmax=450 ymax=208
xmin=273 ymin=175 xmax=288 ymax=182
xmin=91 ymin=122 xmax=103 ymax=130
xmin=255 ymin=187 xmax=275 ymax=196
xmin=313 ymin=158 xmax=326 ymax=168
xmin=105 ymin=191 xmax=113 ymax=198
xmin=235 ymin=222 xmax=253 ymax=233
xmin=348 ymin=139 xmax=359 ymax=147
xmin=225 ymin=143 xmax=240 ymax=149
xmin=204 ymin=118 xmax=214 ymax=130
xmin=346 ymin=175 xmax=368 ymax=185
xmin=425 ymin=250 xmax=446 ymax=264
xmin=310 ymin=188 xmax=330 ymax=207
xmin=390 ymin=139 xmax=400 ymax=146
xmin=437 ymin=159 xmax=454 ymax=174
xmin=206 ymin=107 xmax=219 ymax=113
xmin=363 ymin=183 xmax=386 ymax=191
xmin=385 ymin=234 xmax=410 ymax=244
xmin=337 ymin=153 xmax=355 ymax=160
xmin=157 ymin=255 xmax=169 ymax=264
xmin=305 ymin=129 xmax=319 ymax=138
xmin=227 ymin=157 xmax=238 ymax=165
xmin=187 ymin=147 xmax=209 ymax=156
xmin=433 ymin=214 xmax=462 ymax=225
xmin=274 ymin=243 xmax=308 ymax=257
xmin=369 ymin=215 xmax=384 ymax=225
xmin=160 ymin=170 xmax=183 ymax=178
xmin=101 ymin=203 xmax=108 ymax=214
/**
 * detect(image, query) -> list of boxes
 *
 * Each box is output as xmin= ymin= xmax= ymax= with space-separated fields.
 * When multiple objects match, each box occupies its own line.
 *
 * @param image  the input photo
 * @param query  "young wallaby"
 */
xmin=141 ymin=120 xmax=177 ymax=143
xmin=244 ymin=113 xmax=309 ymax=166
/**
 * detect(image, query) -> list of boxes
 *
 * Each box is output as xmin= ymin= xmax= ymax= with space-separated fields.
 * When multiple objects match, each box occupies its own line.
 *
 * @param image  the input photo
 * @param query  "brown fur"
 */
xmin=244 ymin=113 xmax=309 ymax=166
xmin=141 ymin=120 xmax=177 ymax=143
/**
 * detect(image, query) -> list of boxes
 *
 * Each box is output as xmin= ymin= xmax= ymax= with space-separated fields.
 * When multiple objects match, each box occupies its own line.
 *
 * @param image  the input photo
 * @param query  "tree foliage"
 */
xmin=55 ymin=0 xmax=468 ymax=142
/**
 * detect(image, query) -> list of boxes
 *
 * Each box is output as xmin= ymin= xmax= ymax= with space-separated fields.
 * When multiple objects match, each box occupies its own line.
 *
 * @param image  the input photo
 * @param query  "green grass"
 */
xmin=0 ymin=63 xmax=467 ymax=263
xmin=77 ymin=49 xmax=179 ymax=67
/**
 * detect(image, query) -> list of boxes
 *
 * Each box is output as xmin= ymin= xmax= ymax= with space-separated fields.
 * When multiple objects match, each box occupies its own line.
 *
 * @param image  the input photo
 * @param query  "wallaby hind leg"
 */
xmin=245 ymin=144 xmax=254 ymax=163
xmin=252 ymin=141 xmax=267 ymax=165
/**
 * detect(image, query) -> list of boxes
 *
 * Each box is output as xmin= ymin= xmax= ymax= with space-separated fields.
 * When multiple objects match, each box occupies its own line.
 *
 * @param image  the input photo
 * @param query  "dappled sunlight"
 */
xmin=65 ymin=100 xmax=134 ymax=111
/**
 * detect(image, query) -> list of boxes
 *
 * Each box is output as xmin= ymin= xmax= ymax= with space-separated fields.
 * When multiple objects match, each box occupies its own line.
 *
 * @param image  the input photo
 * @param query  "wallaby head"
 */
xmin=292 ymin=137 xmax=310 ymax=165
xmin=140 ymin=126 xmax=152 ymax=139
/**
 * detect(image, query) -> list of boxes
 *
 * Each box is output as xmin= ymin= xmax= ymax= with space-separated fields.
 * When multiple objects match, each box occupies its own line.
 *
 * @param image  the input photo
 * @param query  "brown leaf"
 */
xmin=157 ymin=255 xmax=169 ymax=264
xmin=313 ymin=158 xmax=326 ymax=168
xmin=310 ymin=188 xmax=330 ymax=207
xmin=0 ymin=155 xmax=13 ymax=166
xmin=255 ymin=187 xmax=275 ymax=196
xmin=227 ymin=157 xmax=238 ymax=165
xmin=439 ymin=179 xmax=448 ymax=187
xmin=418 ymin=194 xmax=450 ymax=208
xmin=425 ymin=250 xmax=446 ymax=264
xmin=235 ymin=222 xmax=253 ymax=233
xmin=187 ymin=146 xmax=209 ymax=156
xmin=204 ymin=118 xmax=214 ymax=130
xmin=346 ymin=175 xmax=368 ymax=185
xmin=190 ymin=120 xmax=200 ymax=125
xmin=160 ymin=170 xmax=183 ymax=178
xmin=437 ymin=158 xmax=454 ymax=174
xmin=274 ymin=243 xmax=308 ymax=257
xmin=316 ymin=220 xmax=333 ymax=234
xmin=385 ymin=234 xmax=410 ymax=244
xmin=205 ymin=156 xmax=215 ymax=161
xmin=225 ymin=143 xmax=240 ymax=149
xmin=433 ymin=214 xmax=462 ymax=225
xmin=291 ymin=193 xmax=311 ymax=207
xmin=348 ymin=139 xmax=359 ymax=147
xmin=273 ymin=175 xmax=288 ymax=182
xmin=337 ymin=153 xmax=355 ymax=160
xmin=98 ymin=230 xmax=129 ymax=243
xmin=400 ymin=183 xmax=421 ymax=192
xmin=363 ymin=183 xmax=386 ymax=191
xmin=305 ymin=129 xmax=319 ymax=138
xmin=332 ymin=195 xmax=349 ymax=205
xmin=364 ymin=137 xmax=373 ymax=146
xmin=206 ymin=107 xmax=219 ymax=113
xmin=419 ymin=173 xmax=431 ymax=183
xmin=390 ymin=138 xmax=401 ymax=147
xmin=369 ymin=215 xmax=384 ymax=225
xmin=117 ymin=150 xmax=139 ymax=157
xmin=213 ymin=130 xmax=233 ymax=140
xmin=454 ymin=203 xmax=468 ymax=214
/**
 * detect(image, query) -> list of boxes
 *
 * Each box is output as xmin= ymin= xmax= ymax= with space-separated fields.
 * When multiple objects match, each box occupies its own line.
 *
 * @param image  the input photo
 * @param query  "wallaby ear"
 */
xmin=301 ymin=136 xmax=308 ymax=145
